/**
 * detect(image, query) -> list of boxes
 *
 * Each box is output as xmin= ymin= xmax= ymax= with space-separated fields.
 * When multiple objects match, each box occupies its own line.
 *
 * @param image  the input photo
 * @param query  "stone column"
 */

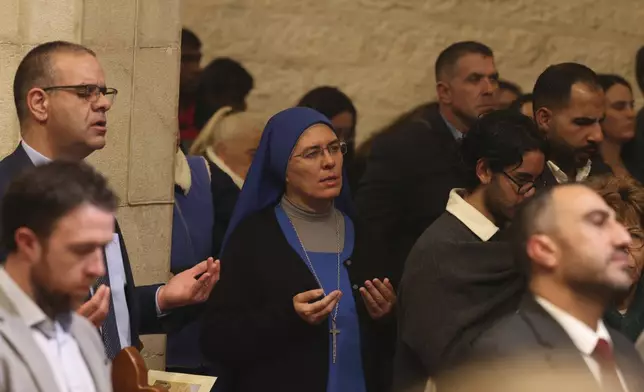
xmin=0 ymin=0 xmax=180 ymax=370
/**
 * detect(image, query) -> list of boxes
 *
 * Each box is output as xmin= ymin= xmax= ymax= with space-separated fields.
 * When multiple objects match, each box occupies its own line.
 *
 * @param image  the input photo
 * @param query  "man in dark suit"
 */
xmin=0 ymin=41 xmax=220 ymax=359
xmin=442 ymin=184 xmax=644 ymax=392
xmin=393 ymin=110 xmax=547 ymax=391
xmin=533 ymin=63 xmax=612 ymax=188
xmin=355 ymin=41 xmax=500 ymax=288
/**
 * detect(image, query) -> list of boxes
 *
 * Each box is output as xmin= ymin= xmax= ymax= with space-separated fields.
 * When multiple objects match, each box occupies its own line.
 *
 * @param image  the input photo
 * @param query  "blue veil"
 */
xmin=221 ymin=107 xmax=354 ymax=251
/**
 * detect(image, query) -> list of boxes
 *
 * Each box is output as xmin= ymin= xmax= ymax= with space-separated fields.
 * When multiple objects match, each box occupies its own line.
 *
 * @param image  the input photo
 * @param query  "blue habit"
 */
xmin=275 ymin=205 xmax=366 ymax=392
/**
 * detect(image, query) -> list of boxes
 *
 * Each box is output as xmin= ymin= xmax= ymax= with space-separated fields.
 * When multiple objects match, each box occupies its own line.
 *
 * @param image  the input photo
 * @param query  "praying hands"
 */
xmin=157 ymin=257 xmax=221 ymax=312
xmin=359 ymin=278 xmax=396 ymax=320
xmin=293 ymin=289 xmax=343 ymax=325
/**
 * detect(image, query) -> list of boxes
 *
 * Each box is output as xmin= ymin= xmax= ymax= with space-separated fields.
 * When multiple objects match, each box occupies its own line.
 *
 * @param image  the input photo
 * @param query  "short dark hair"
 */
xmin=498 ymin=80 xmax=523 ymax=97
xmin=597 ymin=73 xmax=632 ymax=93
xmin=460 ymin=109 xmax=547 ymax=192
xmin=1 ymin=161 xmax=118 ymax=255
xmin=511 ymin=187 xmax=557 ymax=277
xmin=509 ymin=93 xmax=533 ymax=113
xmin=194 ymin=57 xmax=254 ymax=129
xmin=532 ymin=62 xmax=600 ymax=114
xmin=13 ymin=41 xmax=96 ymax=123
xmin=435 ymin=41 xmax=494 ymax=81
xmin=181 ymin=28 xmax=202 ymax=49
xmin=297 ymin=86 xmax=357 ymax=136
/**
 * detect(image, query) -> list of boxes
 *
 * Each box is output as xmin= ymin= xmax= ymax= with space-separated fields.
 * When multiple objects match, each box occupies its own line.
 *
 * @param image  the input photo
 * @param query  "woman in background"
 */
xmin=586 ymin=175 xmax=644 ymax=341
xmin=597 ymin=74 xmax=643 ymax=183
xmin=190 ymin=107 xmax=262 ymax=258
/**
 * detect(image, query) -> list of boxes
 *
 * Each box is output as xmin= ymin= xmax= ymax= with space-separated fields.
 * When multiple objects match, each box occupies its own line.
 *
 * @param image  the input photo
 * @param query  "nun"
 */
xmin=200 ymin=107 xmax=396 ymax=392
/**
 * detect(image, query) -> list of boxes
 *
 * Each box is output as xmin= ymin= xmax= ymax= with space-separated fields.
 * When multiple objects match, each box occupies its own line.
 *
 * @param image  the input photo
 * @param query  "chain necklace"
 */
xmin=283 ymin=200 xmax=342 ymax=364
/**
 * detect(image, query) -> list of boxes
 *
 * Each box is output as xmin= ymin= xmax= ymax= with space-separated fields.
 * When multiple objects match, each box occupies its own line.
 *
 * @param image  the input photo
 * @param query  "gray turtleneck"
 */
xmin=280 ymin=196 xmax=345 ymax=253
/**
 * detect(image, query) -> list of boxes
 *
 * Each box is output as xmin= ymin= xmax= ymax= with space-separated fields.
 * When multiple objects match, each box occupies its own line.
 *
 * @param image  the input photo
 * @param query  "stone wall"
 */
xmin=0 ymin=0 xmax=180 ymax=369
xmin=182 ymin=0 xmax=644 ymax=144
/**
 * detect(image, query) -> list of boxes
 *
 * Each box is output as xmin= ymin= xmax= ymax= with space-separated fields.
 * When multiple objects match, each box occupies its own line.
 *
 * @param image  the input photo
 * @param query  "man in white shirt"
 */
xmin=0 ymin=161 xmax=114 ymax=392
xmin=394 ymin=109 xmax=547 ymax=391
xmin=0 ymin=40 xmax=220 ymax=360
xmin=443 ymin=184 xmax=644 ymax=392
xmin=533 ymin=63 xmax=612 ymax=187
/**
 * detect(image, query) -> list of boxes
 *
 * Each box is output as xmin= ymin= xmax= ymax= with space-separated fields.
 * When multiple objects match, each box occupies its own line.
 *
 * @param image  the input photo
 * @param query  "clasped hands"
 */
xmin=78 ymin=257 xmax=221 ymax=327
xmin=293 ymin=278 xmax=396 ymax=325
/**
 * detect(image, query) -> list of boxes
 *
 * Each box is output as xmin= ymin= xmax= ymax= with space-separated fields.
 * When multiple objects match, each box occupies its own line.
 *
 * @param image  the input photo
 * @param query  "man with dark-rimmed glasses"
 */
xmin=0 ymin=41 xmax=220 ymax=361
xmin=393 ymin=109 xmax=547 ymax=392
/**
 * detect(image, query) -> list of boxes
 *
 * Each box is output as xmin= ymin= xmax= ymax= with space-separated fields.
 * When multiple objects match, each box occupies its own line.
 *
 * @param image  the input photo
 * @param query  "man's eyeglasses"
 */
xmin=42 ymin=84 xmax=118 ymax=104
xmin=502 ymin=172 xmax=537 ymax=195
xmin=292 ymin=141 xmax=348 ymax=161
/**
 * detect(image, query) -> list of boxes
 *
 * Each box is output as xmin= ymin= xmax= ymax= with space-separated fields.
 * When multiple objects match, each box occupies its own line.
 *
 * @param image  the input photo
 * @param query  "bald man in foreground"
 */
xmin=439 ymin=184 xmax=644 ymax=392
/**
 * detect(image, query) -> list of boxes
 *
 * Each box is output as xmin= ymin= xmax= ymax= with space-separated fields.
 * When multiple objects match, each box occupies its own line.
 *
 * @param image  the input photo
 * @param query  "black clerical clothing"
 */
xmin=439 ymin=296 xmax=644 ymax=392
xmin=393 ymin=193 xmax=524 ymax=392
xmin=200 ymin=206 xmax=387 ymax=392
xmin=354 ymin=104 xmax=467 ymax=288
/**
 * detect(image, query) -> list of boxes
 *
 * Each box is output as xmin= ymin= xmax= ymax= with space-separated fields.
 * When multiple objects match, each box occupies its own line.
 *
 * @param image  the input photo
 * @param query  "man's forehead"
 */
xmin=51 ymin=52 xmax=104 ymax=83
xmin=565 ymin=83 xmax=604 ymax=109
xmin=552 ymin=185 xmax=610 ymax=218
xmin=454 ymin=53 xmax=497 ymax=74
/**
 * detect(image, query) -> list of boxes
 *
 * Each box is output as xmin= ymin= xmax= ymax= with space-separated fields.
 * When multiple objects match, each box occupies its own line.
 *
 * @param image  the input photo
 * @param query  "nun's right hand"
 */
xmin=293 ymin=289 xmax=342 ymax=325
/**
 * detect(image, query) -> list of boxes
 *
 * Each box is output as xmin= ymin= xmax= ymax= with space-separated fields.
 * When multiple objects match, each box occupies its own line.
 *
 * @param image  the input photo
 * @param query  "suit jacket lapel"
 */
xmin=519 ymin=296 xmax=601 ymax=390
xmin=610 ymin=329 xmax=644 ymax=392
xmin=113 ymin=219 xmax=139 ymax=347
xmin=0 ymin=286 xmax=62 ymax=392
xmin=70 ymin=318 xmax=111 ymax=392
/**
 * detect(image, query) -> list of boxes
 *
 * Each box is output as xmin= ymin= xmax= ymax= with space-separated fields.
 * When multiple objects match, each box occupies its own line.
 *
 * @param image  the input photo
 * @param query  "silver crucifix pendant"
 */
xmin=330 ymin=320 xmax=341 ymax=364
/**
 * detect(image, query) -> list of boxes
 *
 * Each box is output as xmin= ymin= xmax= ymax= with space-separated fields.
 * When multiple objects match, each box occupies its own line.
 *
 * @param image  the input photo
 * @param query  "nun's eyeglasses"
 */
xmin=292 ymin=141 xmax=348 ymax=161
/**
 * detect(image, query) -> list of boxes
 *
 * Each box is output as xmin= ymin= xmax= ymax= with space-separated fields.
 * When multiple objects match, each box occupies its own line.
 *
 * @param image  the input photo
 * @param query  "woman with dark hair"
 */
xmin=297 ymin=86 xmax=361 ymax=192
xmin=597 ymin=74 xmax=643 ymax=182
xmin=200 ymin=107 xmax=396 ymax=392
xmin=194 ymin=57 xmax=254 ymax=132
xmin=586 ymin=175 xmax=644 ymax=341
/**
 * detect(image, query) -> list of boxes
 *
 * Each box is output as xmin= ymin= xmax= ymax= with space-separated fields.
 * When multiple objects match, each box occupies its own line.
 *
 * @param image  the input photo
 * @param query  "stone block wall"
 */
xmin=182 ymin=0 xmax=644 ymax=144
xmin=0 ymin=0 xmax=180 ymax=369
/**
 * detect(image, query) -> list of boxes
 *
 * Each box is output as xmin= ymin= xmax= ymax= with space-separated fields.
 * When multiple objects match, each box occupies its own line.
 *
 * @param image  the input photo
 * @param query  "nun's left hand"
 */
xmin=359 ymin=278 xmax=396 ymax=320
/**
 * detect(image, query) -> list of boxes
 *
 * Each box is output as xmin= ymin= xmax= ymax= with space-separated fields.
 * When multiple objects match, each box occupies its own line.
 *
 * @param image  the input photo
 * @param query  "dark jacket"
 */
xmin=354 ymin=105 xmax=467 ymax=288
xmin=0 ymin=145 xmax=165 ymax=347
xmin=393 ymin=212 xmax=522 ymax=392
xmin=200 ymin=206 xmax=390 ymax=392
xmin=206 ymin=159 xmax=241 ymax=259
xmin=439 ymin=296 xmax=644 ymax=392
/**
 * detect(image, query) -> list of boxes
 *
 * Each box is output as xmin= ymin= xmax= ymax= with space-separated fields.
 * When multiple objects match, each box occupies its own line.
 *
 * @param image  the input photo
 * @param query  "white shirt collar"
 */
xmin=205 ymin=147 xmax=244 ymax=189
xmin=535 ymin=295 xmax=612 ymax=356
xmin=445 ymin=188 xmax=499 ymax=241
xmin=21 ymin=140 xmax=52 ymax=167
xmin=547 ymin=160 xmax=592 ymax=184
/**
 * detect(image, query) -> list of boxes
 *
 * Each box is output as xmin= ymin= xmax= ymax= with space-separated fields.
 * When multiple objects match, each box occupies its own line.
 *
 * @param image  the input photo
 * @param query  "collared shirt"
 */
xmin=20 ymin=140 xmax=167 ymax=348
xmin=206 ymin=147 xmax=244 ymax=189
xmin=440 ymin=114 xmax=464 ymax=140
xmin=445 ymin=188 xmax=499 ymax=241
xmin=546 ymin=160 xmax=592 ymax=184
xmin=535 ymin=296 xmax=629 ymax=391
xmin=0 ymin=268 xmax=97 ymax=392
